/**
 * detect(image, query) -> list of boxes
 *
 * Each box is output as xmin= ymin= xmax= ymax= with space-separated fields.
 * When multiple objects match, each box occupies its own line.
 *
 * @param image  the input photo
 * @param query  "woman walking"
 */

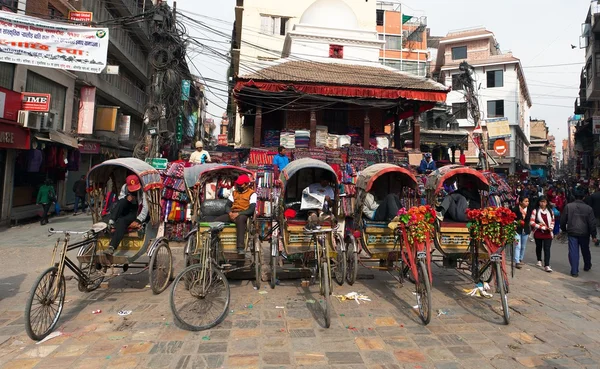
xmin=512 ymin=195 xmax=531 ymax=269
xmin=530 ymin=196 xmax=555 ymax=272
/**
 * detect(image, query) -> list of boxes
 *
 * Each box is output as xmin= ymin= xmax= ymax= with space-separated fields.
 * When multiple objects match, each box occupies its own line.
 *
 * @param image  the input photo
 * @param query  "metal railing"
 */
xmin=98 ymin=73 xmax=147 ymax=108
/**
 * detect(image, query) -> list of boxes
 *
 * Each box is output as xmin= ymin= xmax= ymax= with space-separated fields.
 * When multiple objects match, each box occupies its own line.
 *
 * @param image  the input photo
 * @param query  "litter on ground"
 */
xmin=334 ymin=292 xmax=371 ymax=304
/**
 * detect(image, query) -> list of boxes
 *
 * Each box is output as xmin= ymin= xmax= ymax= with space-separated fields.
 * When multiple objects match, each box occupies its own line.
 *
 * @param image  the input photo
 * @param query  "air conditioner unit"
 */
xmin=44 ymin=110 xmax=59 ymax=130
xmin=18 ymin=110 xmax=43 ymax=130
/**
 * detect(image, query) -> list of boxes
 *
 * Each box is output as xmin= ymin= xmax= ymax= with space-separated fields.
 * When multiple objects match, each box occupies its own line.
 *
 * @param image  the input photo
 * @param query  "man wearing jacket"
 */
xmin=589 ymin=185 xmax=600 ymax=246
xmin=72 ymin=175 xmax=87 ymax=215
xmin=561 ymin=190 xmax=598 ymax=277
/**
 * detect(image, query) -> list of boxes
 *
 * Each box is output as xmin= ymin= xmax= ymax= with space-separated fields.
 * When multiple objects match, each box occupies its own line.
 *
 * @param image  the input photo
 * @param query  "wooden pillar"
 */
xmin=309 ymin=109 xmax=316 ymax=148
xmin=393 ymin=112 xmax=400 ymax=149
xmin=253 ymin=105 xmax=262 ymax=148
xmin=412 ymin=112 xmax=421 ymax=152
xmin=363 ymin=110 xmax=371 ymax=149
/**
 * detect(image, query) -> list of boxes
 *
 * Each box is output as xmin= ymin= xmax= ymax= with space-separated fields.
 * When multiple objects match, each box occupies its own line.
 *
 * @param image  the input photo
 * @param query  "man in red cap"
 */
xmin=215 ymin=174 xmax=256 ymax=254
xmin=105 ymin=174 xmax=148 ymax=255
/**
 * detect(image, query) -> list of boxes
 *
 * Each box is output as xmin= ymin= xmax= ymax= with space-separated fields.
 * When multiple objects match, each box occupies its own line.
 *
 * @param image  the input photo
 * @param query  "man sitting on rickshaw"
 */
xmin=437 ymin=182 xmax=480 ymax=222
xmin=105 ymin=174 xmax=149 ymax=255
xmin=363 ymin=193 xmax=402 ymax=222
xmin=214 ymin=174 xmax=256 ymax=255
xmin=303 ymin=175 xmax=335 ymax=226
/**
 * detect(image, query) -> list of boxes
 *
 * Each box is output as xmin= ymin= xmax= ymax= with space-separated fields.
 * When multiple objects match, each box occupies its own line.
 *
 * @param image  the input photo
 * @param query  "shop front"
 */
xmin=0 ymin=120 xmax=31 ymax=224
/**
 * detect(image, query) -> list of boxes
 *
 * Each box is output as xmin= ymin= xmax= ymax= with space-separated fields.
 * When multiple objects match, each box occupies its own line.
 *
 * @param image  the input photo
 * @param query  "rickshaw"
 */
xmin=170 ymin=164 xmax=261 ymax=331
xmin=24 ymin=158 xmax=173 ymax=341
xmin=261 ymin=158 xmax=345 ymax=328
xmin=345 ymin=164 xmax=432 ymax=324
xmin=427 ymin=165 xmax=511 ymax=324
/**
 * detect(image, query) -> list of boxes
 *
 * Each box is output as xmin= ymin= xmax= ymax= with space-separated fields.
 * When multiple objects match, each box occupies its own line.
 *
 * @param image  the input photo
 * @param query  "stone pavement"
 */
xmin=0 ymin=224 xmax=600 ymax=368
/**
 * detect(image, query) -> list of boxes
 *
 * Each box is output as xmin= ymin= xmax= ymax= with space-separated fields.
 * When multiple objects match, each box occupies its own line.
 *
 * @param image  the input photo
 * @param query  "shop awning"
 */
xmin=35 ymin=130 xmax=79 ymax=149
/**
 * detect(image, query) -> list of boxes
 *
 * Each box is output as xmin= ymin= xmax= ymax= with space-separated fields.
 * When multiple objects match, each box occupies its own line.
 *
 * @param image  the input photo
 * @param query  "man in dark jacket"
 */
xmin=589 ymin=185 xmax=600 ymax=246
xmin=72 ymin=175 xmax=87 ymax=215
xmin=561 ymin=190 xmax=598 ymax=277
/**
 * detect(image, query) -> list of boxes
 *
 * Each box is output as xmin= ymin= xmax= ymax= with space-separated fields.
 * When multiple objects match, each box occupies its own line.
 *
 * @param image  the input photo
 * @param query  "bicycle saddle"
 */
xmin=91 ymin=222 xmax=108 ymax=234
xmin=206 ymin=222 xmax=225 ymax=232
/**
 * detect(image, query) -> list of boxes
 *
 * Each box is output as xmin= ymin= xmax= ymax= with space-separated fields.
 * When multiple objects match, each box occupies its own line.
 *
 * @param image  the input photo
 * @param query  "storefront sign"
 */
xmin=181 ymin=80 xmax=190 ymax=101
xmin=0 ymin=122 xmax=30 ymax=149
xmin=493 ymin=139 xmax=508 ymax=156
xmin=68 ymin=11 xmax=93 ymax=23
xmin=485 ymin=117 xmax=511 ymax=139
xmin=0 ymin=11 xmax=109 ymax=73
xmin=146 ymin=158 xmax=168 ymax=170
xmin=79 ymin=141 xmax=100 ymax=154
xmin=118 ymin=115 xmax=130 ymax=141
xmin=0 ymin=87 xmax=22 ymax=121
xmin=95 ymin=106 xmax=118 ymax=131
xmin=21 ymin=93 xmax=51 ymax=111
xmin=593 ymin=116 xmax=600 ymax=135
xmin=78 ymin=87 xmax=95 ymax=134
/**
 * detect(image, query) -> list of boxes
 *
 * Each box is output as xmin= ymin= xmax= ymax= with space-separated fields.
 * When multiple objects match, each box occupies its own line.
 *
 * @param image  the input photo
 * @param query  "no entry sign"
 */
xmin=493 ymin=139 xmax=507 ymax=156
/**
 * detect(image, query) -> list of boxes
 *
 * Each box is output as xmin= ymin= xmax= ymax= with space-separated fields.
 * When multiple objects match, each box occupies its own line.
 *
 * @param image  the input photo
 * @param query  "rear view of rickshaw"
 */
xmin=170 ymin=164 xmax=261 ymax=331
xmin=346 ymin=164 xmax=433 ymax=324
xmin=264 ymin=158 xmax=346 ymax=328
xmin=427 ymin=165 xmax=513 ymax=324
xmin=24 ymin=158 xmax=173 ymax=341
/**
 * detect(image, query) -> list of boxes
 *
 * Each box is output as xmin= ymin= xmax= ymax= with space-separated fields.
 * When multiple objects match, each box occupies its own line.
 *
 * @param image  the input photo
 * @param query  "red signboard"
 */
xmin=0 ymin=121 xmax=31 ymax=150
xmin=22 ymin=93 xmax=51 ymax=112
xmin=494 ymin=139 xmax=508 ymax=156
xmin=0 ymin=87 xmax=23 ymax=122
xmin=79 ymin=141 xmax=100 ymax=154
xmin=68 ymin=11 xmax=93 ymax=23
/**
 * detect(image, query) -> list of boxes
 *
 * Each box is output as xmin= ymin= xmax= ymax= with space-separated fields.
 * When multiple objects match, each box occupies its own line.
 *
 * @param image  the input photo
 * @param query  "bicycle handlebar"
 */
xmin=48 ymin=228 xmax=90 ymax=236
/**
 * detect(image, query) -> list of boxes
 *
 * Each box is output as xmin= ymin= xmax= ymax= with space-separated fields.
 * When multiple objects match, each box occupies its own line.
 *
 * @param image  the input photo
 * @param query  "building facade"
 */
xmin=434 ymin=28 xmax=532 ymax=175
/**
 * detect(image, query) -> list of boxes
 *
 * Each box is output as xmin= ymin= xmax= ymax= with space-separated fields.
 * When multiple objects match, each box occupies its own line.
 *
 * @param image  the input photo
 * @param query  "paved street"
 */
xmin=0 ymin=219 xmax=600 ymax=368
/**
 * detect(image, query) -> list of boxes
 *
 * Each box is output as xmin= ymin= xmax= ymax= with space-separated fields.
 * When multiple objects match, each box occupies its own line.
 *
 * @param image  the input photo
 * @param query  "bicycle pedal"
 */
xmin=221 ymin=263 xmax=232 ymax=268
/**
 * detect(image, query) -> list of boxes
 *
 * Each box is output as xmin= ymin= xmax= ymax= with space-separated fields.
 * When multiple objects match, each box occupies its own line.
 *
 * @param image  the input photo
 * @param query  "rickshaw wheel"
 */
xmin=333 ymin=233 xmax=346 ymax=286
xmin=184 ymin=234 xmax=197 ymax=269
xmin=345 ymin=235 xmax=358 ymax=285
xmin=270 ymin=235 xmax=278 ymax=289
xmin=77 ymin=261 xmax=104 ymax=292
xmin=170 ymin=263 xmax=230 ymax=331
xmin=495 ymin=262 xmax=510 ymax=324
xmin=319 ymin=261 xmax=331 ymax=328
xmin=149 ymin=241 xmax=173 ymax=295
xmin=415 ymin=261 xmax=432 ymax=325
xmin=25 ymin=266 xmax=66 ymax=341
xmin=253 ymin=235 xmax=261 ymax=289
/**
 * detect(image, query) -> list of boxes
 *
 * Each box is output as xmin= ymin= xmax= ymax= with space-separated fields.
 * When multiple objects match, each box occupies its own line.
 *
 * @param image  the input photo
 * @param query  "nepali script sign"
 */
xmin=0 ymin=11 xmax=109 ymax=73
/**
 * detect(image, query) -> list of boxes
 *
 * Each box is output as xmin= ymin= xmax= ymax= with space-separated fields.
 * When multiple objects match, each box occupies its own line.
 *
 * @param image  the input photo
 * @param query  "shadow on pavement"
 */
xmin=0 ymin=274 xmax=26 ymax=301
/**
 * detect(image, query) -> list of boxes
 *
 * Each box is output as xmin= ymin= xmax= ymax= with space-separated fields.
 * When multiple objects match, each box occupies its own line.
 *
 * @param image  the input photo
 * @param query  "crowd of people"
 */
xmin=512 ymin=180 xmax=599 ymax=277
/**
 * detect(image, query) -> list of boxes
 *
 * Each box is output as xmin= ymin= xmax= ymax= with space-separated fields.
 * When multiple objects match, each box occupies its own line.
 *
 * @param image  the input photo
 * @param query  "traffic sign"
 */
xmin=493 ymin=139 xmax=507 ymax=156
xmin=146 ymin=158 xmax=168 ymax=170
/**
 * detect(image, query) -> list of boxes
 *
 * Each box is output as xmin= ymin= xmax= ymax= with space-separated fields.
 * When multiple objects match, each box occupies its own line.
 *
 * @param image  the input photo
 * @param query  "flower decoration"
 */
xmin=397 ymin=205 xmax=437 ymax=245
xmin=466 ymin=207 xmax=517 ymax=254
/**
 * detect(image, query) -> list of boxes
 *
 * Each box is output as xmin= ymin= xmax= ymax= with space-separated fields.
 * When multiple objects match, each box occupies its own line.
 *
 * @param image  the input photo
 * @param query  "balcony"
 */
xmin=78 ymin=72 xmax=147 ymax=116
xmin=102 ymin=0 xmax=151 ymax=50
xmin=83 ymin=0 xmax=149 ymax=81
xmin=592 ymin=1 xmax=600 ymax=33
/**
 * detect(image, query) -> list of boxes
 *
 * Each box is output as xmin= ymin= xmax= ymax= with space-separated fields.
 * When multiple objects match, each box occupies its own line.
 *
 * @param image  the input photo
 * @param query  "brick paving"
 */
xmin=0 ymin=220 xmax=599 ymax=368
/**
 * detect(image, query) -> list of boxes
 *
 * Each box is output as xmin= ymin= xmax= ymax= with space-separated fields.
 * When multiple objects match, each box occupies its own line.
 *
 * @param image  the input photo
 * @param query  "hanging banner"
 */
xmin=0 ymin=11 xmax=109 ymax=73
xmin=95 ymin=106 xmax=118 ymax=131
xmin=181 ymin=80 xmax=190 ymax=101
xmin=118 ymin=115 xmax=130 ymax=141
xmin=485 ymin=117 xmax=511 ymax=139
xmin=77 ymin=86 xmax=95 ymax=134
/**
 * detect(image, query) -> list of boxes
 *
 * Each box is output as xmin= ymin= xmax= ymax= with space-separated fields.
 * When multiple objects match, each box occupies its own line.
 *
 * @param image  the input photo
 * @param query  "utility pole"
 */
xmin=458 ymin=61 xmax=488 ymax=170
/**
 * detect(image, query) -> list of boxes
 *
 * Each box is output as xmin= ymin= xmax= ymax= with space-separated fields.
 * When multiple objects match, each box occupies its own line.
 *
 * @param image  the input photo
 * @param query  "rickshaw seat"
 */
xmin=440 ymin=221 xmax=468 ymax=228
xmin=363 ymin=219 xmax=389 ymax=228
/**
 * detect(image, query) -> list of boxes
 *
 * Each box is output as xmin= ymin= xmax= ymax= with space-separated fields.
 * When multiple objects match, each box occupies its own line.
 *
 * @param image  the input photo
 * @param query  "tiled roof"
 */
xmin=238 ymin=60 xmax=447 ymax=91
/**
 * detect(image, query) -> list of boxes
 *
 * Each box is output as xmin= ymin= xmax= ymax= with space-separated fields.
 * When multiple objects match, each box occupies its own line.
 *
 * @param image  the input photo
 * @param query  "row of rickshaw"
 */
xmin=24 ymin=157 xmax=513 ymax=341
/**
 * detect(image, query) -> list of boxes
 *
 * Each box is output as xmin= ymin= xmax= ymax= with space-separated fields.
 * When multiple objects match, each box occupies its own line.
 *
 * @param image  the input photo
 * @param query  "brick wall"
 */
xmin=48 ymin=0 xmax=69 ymax=17
xmin=444 ymin=39 xmax=492 ymax=65
xmin=26 ymin=0 xmax=48 ymax=16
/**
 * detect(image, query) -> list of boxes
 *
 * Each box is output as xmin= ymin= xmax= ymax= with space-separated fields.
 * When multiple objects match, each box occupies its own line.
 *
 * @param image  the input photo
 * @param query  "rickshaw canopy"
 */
xmin=426 ymin=165 xmax=489 ymax=194
xmin=279 ymin=158 xmax=338 ymax=188
xmin=183 ymin=164 xmax=253 ymax=189
xmin=356 ymin=163 xmax=418 ymax=191
xmin=87 ymin=158 xmax=162 ymax=191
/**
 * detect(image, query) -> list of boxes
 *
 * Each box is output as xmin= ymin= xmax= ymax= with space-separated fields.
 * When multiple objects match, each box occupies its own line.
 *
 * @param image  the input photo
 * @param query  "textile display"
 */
xmin=295 ymin=130 xmax=310 ymax=148
xmin=161 ymin=161 xmax=192 ymax=241
xmin=316 ymin=126 xmax=328 ymax=147
xmin=280 ymin=130 xmax=295 ymax=149
xmin=263 ymin=130 xmax=280 ymax=147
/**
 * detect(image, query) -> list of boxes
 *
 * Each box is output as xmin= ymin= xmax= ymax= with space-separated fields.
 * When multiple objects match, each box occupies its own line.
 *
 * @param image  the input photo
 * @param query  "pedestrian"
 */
xmin=512 ymin=195 xmax=531 ymax=269
xmin=272 ymin=146 xmax=290 ymax=172
xmin=189 ymin=141 xmax=211 ymax=164
xmin=37 ymin=179 xmax=56 ymax=226
xmin=588 ymin=185 xmax=600 ymax=247
xmin=72 ymin=175 xmax=87 ymax=215
xmin=529 ymin=196 xmax=554 ymax=272
xmin=560 ymin=190 xmax=598 ymax=277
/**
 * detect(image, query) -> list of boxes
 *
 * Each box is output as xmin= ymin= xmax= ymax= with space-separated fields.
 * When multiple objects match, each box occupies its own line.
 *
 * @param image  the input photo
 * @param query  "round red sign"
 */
xmin=493 ymin=139 xmax=508 ymax=156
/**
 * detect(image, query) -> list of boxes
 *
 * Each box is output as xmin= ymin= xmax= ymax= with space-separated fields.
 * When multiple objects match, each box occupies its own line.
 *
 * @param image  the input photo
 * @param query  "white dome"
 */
xmin=299 ymin=0 xmax=359 ymax=30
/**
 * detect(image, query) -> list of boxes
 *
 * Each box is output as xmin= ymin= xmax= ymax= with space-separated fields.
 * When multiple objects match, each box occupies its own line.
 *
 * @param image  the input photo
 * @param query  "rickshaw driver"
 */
xmin=214 ymin=174 xmax=257 ymax=255
xmin=104 ymin=174 xmax=149 ymax=255
xmin=305 ymin=176 xmax=335 ymax=226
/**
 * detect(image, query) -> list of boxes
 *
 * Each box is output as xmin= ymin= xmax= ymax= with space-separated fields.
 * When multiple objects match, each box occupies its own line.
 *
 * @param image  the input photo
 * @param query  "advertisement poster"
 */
xmin=77 ymin=86 xmax=95 ymax=134
xmin=0 ymin=11 xmax=109 ymax=73
xmin=119 ymin=115 xmax=130 ymax=141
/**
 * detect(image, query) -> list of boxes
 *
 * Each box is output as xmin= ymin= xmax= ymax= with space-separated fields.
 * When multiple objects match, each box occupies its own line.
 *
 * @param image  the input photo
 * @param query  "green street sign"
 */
xmin=146 ymin=158 xmax=168 ymax=170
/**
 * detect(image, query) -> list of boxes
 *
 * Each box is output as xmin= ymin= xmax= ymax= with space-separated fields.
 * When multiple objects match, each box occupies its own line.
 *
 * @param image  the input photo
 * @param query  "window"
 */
xmin=26 ymin=72 xmax=67 ymax=130
xmin=596 ymin=53 xmax=600 ymax=77
xmin=451 ymin=46 xmax=467 ymax=60
xmin=48 ymin=4 xmax=63 ymax=18
xmin=383 ymin=35 xmax=402 ymax=50
xmin=586 ymin=61 xmax=592 ymax=85
xmin=376 ymin=9 xmax=384 ymax=26
xmin=487 ymin=70 xmax=504 ymax=88
xmin=329 ymin=44 xmax=343 ymax=59
xmin=260 ymin=15 xmax=290 ymax=36
xmin=487 ymin=100 xmax=505 ymax=118
xmin=452 ymin=103 xmax=467 ymax=119
xmin=451 ymin=74 xmax=463 ymax=90
xmin=0 ymin=62 xmax=14 ymax=90
xmin=0 ymin=0 xmax=17 ymax=12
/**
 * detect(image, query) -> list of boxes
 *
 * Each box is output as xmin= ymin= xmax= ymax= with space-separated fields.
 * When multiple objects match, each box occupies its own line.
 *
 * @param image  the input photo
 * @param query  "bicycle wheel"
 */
xmin=333 ymin=233 xmax=346 ymax=286
xmin=25 ymin=266 xmax=66 ymax=341
xmin=170 ymin=263 xmax=230 ymax=331
xmin=320 ymin=261 xmax=331 ymax=328
xmin=270 ymin=234 xmax=277 ymax=289
xmin=495 ymin=261 xmax=510 ymax=325
xmin=149 ymin=241 xmax=173 ymax=295
xmin=415 ymin=260 xmax=432 ymax=325
xmin=184 ymin=234 xmax=197 ymax=268
xmin=346 ymin=235 xmax=358 ymax=285
xmin=253 ymin=235 xmax=261 ymax=289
